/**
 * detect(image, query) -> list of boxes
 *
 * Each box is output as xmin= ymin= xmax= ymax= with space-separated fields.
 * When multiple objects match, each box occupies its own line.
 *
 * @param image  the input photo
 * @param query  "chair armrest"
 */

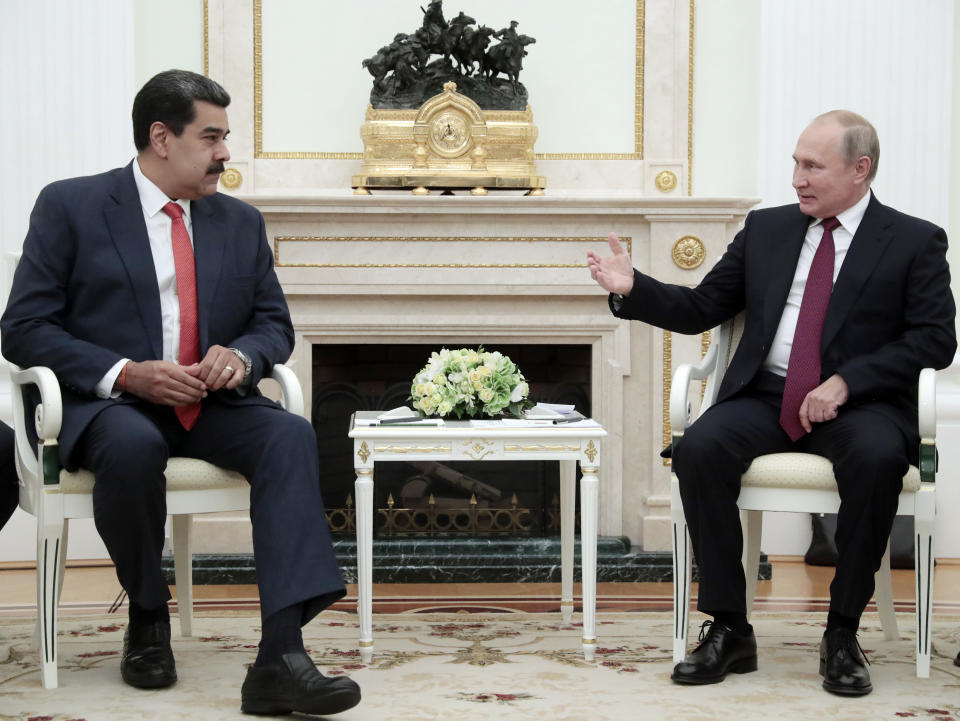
xmin=917 ymin=367 xmax=936 ymax=441
xmin=8 ymin=364 xmax=64 ymax=493
xmin=669 ymin=343 xmax=718 ymax=436
xmin=268 ymin=363 xmax=305 ymax=417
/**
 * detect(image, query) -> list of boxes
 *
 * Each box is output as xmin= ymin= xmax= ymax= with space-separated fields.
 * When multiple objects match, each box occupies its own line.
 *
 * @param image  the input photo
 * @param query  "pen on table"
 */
xmin=378 ymin=416 xmax=424 ymax=424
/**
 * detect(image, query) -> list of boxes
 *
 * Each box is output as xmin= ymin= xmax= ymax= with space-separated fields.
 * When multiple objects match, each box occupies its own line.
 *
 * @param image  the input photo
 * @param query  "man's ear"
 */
xmin=149 ymin=121 xmax=170 ymax=159
xmin=854 ymin=155 xmax=871 ymax=183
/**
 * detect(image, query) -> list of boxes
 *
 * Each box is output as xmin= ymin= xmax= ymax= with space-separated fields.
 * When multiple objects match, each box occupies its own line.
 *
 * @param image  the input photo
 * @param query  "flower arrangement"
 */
xmin=410 ymin=347 xmax=534 ymax=419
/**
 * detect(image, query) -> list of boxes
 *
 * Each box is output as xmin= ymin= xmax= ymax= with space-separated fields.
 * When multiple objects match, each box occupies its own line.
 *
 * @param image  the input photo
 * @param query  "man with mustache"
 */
xmin=1 ymin=70 xmax=360 ymax=716
xmin=588 ymin=110 xmax=956 ymax=695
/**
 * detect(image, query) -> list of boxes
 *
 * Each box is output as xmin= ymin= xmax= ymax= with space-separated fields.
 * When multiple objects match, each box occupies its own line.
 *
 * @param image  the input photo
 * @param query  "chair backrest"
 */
xmin=699 ymin=311 xmax=746 ymax=415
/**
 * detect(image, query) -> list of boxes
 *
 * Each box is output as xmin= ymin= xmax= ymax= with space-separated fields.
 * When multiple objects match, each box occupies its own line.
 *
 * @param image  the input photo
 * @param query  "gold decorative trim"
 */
xmin=203 ymin=0 xmax=209 ymax=77
xmin=357 ymin=441 xmax=370 ymax=463
xmin=671 ymin=235 xmax=705 ymax=270
xmin=220 ymin=167 xmax=243 ymax=190
xmin=662 ymin=331 xmax=671 ymax=465
xmin=253 ymin=1 xmax=644 ymax=160
xmin=355 ymin=468 xmax=373 ymax=477
xmin=274 ymin=236 xmax=630 ymax=269
xmin=700 ymin=329 xmax=711 ymax=397
xmin=462 ymin=440 xmax=495 ymax=460
xmin=373 ymin=445 xmax=451 ymax=454
xmin=358 ymin=640 xmax=374 ymax=647
xmin=688 ymin=0 xmax=695 ymax=195
xmin=582 ymin=637 xmax=597 ymax=644
xmin=505 ymin=444 xmax=580 ymax=452
xmin=655 ymin=170 xmax=678 ymax=193
xmin=584 ymin=441 xmax=598 ymax=463
xmin=581 ymin=467 xmax=598 ymax=475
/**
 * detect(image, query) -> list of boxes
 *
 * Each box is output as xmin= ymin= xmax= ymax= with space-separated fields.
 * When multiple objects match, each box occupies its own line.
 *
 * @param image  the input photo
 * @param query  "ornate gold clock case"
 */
xmin=352 ymin=82 xmax=545 ymax=195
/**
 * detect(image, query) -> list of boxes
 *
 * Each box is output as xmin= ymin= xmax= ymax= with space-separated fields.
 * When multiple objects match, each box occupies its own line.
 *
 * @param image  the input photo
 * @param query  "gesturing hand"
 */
xmin=122 ymin=360 xmax=207 ymax=407
xmin=586 ymin=233 xmax=635 ymax=296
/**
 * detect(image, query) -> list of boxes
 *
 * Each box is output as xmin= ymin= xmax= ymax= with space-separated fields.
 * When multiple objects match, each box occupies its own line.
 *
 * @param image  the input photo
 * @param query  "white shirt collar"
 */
xmin=810 ymin=189 xmax=871 ymax=237
xmin=132 ymin=158 xmax=191 ymax=222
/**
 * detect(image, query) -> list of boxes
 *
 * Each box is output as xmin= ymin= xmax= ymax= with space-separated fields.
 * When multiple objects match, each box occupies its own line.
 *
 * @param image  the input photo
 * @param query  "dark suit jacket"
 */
xmin=611 ymin=194 xmax=957 ymax=443
xmin=1 ymin=162 xmax=295 ymax=467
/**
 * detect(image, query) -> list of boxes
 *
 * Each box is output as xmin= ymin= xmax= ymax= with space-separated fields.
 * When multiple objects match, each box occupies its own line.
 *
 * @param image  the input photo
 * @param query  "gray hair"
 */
xmin=815 ymin=109 xmax=879 ymax=184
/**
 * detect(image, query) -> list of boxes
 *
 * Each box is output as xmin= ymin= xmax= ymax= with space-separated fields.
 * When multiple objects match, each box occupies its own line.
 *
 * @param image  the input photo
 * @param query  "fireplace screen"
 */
xmin=313 ymin=344 xmax=591 ymax=536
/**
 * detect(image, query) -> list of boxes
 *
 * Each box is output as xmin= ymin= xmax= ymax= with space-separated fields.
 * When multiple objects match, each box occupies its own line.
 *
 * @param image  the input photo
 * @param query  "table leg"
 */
xmin=559 ymin=460 xmax=576 ymax=623
xmin=355 ymin=467 xmax=374 ymax=663
xmin=579 ymin=465 xmax=598 ymax=661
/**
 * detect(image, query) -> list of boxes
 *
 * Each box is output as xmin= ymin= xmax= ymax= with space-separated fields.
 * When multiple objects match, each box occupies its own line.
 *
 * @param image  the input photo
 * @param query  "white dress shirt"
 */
xmin=94 ymin=159 xmax=193 ymax=398
xmin=762 ymin=190 xmax=872 ymax=376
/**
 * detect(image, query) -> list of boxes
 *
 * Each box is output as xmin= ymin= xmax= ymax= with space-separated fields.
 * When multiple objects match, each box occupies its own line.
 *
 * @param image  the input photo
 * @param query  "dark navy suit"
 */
xmin=612 ymin=195 xmax=956 ymax=619
xmin=1 ymin=162 xmax=344 ymax=622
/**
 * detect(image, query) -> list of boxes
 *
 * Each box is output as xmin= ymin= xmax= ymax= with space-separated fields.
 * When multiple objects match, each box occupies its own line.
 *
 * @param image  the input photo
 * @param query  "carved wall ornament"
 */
xmin=220 ymin=167 xmax=243 ymax=190
xmin=671 ymin=235 xmax=706 ymax=270
xmin=654 ymin=170 xmax=677 ymax=192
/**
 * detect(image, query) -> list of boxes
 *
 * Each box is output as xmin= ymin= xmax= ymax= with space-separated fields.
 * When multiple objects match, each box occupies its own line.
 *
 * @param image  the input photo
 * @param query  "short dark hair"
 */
xmin=132 ymin=70 xmax=230 ymax=151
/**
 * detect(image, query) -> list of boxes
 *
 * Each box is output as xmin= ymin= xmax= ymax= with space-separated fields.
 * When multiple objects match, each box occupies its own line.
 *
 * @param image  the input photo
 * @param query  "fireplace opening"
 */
xmin=313 ymin=343 xmax=591 ymax=537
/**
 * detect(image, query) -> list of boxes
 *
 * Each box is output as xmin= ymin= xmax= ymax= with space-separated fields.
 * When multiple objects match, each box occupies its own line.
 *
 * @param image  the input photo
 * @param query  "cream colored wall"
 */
xmin=134 ymin=0 xmax=205 ymax=86
xmin=691 ymin=0 xmax=760 ymax=197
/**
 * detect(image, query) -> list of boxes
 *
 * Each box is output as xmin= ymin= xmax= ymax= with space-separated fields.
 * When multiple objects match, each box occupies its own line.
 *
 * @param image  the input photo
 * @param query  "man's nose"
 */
xmin=216 ymin=141 xmax=230 ymax=162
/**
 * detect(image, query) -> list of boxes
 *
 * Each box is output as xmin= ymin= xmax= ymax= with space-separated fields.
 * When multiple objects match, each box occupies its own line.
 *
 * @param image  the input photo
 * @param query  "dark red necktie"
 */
xmin=162 ymin=202 xmax=201 ymax=430
xmin=779 ymin=216 xmax=841 ymax=441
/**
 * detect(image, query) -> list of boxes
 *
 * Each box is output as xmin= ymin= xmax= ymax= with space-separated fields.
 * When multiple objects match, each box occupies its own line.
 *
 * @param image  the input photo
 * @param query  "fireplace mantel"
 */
xmin=248 ymin=192 xmax=757 ymax=549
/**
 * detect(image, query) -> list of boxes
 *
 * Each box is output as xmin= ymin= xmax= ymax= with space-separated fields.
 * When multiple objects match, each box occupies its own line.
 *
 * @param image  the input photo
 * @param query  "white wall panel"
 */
xmin=757 ymin=0 xmax=953 ymax=228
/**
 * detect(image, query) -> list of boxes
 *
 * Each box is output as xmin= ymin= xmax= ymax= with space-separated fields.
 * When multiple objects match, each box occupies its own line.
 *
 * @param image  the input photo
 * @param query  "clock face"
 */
xmin=429 ymin=111 xmax=470 ymax=157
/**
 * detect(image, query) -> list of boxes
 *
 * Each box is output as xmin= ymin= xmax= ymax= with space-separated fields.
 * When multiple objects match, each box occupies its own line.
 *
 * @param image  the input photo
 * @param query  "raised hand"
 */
xmin=586 ymin=233 xmax=636 ymax=296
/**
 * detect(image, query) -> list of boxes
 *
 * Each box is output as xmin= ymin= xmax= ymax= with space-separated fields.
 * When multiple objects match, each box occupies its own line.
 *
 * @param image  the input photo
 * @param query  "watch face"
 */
xmin=429 ymin=111 xmax=470 ymax=157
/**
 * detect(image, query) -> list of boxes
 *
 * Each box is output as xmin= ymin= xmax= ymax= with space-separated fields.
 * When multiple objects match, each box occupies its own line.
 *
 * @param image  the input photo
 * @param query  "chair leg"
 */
xmin=741 ymin=509 xmax=762 ymax=621
xmin=671 ymin=477 xmax=691 ymax=663
xmin=873 ymin=541 xmax=898 ymax=641
xmin=36 ymin=498 xmax=65 ymax=689
xmin=172 ymin=514 xmax=194 ymax=637
xmin=914 ymin=487 xmax=936 ymax=678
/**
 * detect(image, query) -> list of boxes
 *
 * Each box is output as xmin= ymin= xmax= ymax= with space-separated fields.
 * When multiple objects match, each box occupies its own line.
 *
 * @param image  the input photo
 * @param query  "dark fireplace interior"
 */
xmin=313 ymin=343 xmax=591 ymax=537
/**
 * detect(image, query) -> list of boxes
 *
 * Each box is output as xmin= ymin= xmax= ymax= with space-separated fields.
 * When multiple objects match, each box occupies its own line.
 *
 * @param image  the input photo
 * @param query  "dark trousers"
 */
xmin=672 ymin=371 xmax=907 ymax=620
xmin=0 ymin=422 xmax=17 ymax=531
xmin=77 ymin=396 xmax=345 ymax=625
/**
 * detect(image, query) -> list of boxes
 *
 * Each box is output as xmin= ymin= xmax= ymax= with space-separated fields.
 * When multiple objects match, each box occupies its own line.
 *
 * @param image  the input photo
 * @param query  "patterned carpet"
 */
xmin=1 ymin=610 xmax=958 ymax=720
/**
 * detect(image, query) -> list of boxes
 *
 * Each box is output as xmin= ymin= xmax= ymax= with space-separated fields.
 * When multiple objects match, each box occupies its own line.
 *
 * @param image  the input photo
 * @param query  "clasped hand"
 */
xmin=123 ymin=345 xmax=244 ymax=406
xmin=798 ymin=374 xmax=850 ymax=433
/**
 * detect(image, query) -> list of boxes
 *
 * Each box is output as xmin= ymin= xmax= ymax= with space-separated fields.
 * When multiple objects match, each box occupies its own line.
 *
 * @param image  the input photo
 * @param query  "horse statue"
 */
xmin=453 ymin=24 xmax=494 ymax=76
xmin=482 ymin=34 xmax=536 ymax=91
xmin=435 ymin=11 xmax=475 ymax=67
xmin=419 ymin=0 xmax=447 ymax=53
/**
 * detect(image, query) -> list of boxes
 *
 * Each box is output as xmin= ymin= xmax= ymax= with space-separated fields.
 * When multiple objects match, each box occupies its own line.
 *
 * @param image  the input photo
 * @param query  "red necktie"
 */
xmin=779 ymin=217 xmax=841 ymax=441
xmin=162 ymin=202 xmax=201 ymax=430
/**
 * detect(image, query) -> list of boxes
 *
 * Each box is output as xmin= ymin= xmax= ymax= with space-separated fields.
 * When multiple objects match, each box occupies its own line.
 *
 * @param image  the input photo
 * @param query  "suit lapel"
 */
xmin=103 ymin=163 xmax=163 ymax=359
xmin=821 ymin=195 xmax=893 ymax=350
xmin=761 ymin=208 xmax=810 ymax=344
xmin=191 ymin=198 xmax=226 ymax=351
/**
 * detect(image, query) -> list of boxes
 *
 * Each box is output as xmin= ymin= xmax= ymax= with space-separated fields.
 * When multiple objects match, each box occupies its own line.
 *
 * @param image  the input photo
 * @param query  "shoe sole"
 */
xmin=818 ymin=659 xmax=872 ymax=696
xmin=241 ymin=688 xmax=361 ymax=716
xmin=121 ymin=669 xmax=178 ymax=689
xmin=670 ymin=655 xmax=758 ymax=685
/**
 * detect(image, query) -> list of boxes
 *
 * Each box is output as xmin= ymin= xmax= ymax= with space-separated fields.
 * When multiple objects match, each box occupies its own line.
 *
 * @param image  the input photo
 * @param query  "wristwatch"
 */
xmin=228 ymin=347 xmax=253 ymax=384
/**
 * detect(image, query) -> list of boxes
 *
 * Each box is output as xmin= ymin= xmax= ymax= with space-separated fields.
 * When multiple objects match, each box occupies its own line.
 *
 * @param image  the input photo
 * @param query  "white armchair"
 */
xmin=10 ymin=362 xmax=304 ymax=689
xmin=669 ymin=313 xmax=936 ymax=678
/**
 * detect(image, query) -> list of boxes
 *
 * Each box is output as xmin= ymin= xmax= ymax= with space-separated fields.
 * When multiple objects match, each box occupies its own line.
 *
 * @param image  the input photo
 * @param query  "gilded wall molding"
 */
xmin=253 ymin=0 xmax=645 ymax=160
xmin=273 ymin=235 xmax=631 ymax=269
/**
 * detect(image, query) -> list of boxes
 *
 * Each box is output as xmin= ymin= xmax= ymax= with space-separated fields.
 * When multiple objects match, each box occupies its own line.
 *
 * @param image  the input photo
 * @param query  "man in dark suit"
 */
xmin=1 ymin=70 xmax=360 ymax=715
xmin=0 ymin=423 xmax=16 ymax=531
xmin=588 ymin=110 xmax=956 ymax=696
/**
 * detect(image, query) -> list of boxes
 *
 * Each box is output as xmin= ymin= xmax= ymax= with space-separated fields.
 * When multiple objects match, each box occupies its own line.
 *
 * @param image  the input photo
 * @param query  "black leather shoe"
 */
xmin=954 ymin=649 xmax=959 ymax=667
xmin=241 ymin=651 xmax=361 ymax=716
xmin=671 ymin=620 xmax=758 ymax=684
xmin=819 ymin=627 xmax=872 ymax=696
xmin=120 ymin=620 xmax=177 ymax=689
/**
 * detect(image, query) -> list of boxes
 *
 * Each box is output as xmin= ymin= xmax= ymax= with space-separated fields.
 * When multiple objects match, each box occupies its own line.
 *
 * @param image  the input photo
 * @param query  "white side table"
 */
xmin=348 ymin=413 xmax=607 ymax=661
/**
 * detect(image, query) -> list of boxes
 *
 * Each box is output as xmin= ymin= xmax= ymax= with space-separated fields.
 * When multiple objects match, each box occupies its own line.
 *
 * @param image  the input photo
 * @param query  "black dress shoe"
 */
xmin=954 ymin=649 xmax=959 ymax=668
xmin=819 ymin=627 xmax=872 ymax=696
xmin=241 ymin=651 xmax=361 ymax=716
xmin=671 ymin=620 xmax=758 ymax=685
xmin=120 ymin=619 xmax=177 ymax=689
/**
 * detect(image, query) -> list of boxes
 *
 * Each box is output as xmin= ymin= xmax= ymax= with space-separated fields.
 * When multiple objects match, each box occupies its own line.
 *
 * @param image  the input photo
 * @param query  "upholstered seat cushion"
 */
xmin=741 ymin=452 xmax=921 ymax=493
xmin=59 ymin=458 xmax=247 ymax=494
